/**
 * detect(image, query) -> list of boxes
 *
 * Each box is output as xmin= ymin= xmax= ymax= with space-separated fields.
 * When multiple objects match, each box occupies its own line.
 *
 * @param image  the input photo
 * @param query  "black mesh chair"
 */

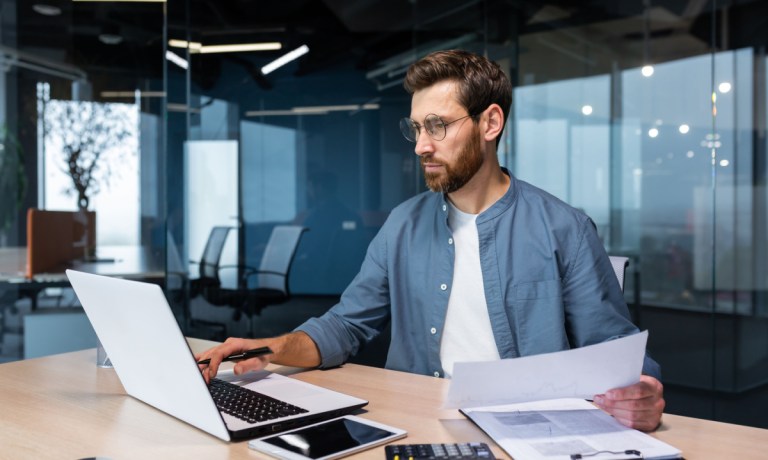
xmin=186 ymin=226 xmax=234 ymax=340
xmin=191 ymin=225 xmax=306 ymax=337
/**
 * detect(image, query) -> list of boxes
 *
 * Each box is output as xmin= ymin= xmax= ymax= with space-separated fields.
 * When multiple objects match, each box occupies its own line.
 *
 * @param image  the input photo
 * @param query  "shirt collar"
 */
xmin=438 ymin=167 xmax=517 ymax=224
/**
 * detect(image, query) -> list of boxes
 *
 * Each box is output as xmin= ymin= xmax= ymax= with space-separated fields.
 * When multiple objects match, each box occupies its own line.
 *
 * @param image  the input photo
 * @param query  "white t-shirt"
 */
xmin=439 ymin=202 xmax=500 ymax=378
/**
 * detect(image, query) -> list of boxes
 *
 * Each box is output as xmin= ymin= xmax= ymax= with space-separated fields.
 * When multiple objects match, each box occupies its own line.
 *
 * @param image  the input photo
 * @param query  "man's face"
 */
xmin=410 ymin=81 xmax=484 ymax=193
xmin=421 ymin=124 xmax=483 ymax=193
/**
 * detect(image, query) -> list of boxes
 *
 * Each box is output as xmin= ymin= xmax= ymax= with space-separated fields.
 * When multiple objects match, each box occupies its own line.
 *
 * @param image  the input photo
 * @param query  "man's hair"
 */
xmin=404 ymin=49 xmax=512 ymax=140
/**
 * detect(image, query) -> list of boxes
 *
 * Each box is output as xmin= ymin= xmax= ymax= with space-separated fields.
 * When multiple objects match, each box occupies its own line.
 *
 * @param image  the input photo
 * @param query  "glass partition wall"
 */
xmin=166 ymin=0 xmax=768 ymax=429
xmin=0 ymin=1 xmax=165 ymax=359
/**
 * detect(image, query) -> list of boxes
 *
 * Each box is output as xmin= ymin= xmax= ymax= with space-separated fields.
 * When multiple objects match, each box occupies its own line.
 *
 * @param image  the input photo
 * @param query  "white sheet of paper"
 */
xmin=445 ymin=331 xmax=648 ymax=408
xmin=460 ymin=397 xmax=681 ymax=460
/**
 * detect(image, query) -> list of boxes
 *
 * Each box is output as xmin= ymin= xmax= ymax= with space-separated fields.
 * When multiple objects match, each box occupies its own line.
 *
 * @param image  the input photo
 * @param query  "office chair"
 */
xmin=608 ymin=255 xmax=630 ymax=292
xmin=191 ymin=225 xmax=306 ymax=338
xmin=185 ymin=226 xmax=233 ymax=340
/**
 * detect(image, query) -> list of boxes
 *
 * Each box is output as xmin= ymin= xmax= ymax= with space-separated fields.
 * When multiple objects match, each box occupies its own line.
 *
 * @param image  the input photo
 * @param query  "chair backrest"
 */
xmin=608 ymin=255 xmax=629 ymax=291
xmin=254 ymin=225 xmax=306 ymax=292
xmin=26 ymin=208 xmax=96 ymax=277
xmin=199 ymin=226 xmax=233 ymax=280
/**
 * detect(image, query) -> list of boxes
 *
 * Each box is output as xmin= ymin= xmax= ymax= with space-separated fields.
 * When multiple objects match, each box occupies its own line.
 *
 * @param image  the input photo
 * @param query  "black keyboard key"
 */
xmin=208 ymin=378 xmax=308 ymax=423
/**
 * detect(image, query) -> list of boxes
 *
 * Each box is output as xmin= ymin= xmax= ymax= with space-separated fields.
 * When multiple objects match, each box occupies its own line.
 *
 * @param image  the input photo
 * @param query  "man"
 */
xmin=197 ymin=49 xmax=665 ymax=432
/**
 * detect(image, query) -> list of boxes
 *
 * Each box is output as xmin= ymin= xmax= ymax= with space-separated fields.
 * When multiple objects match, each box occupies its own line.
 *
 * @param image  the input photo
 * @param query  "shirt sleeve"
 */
xmin=294 ymin=226 xmax=392 ymax=369
xmin=561 ymin=217 xmax=662 ymax=380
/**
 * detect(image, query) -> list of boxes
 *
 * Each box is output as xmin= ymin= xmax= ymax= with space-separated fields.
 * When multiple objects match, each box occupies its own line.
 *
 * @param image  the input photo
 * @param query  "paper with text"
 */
xmin=445 ymin=331 xmax=648 ymax=408
xmin=461 ymin=398 xmax=681 ymax=460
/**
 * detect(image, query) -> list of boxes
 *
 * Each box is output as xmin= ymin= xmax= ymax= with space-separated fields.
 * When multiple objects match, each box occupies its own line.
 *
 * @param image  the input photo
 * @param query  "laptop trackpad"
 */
xmin=229 ymin=370 xmax=325 ymax=399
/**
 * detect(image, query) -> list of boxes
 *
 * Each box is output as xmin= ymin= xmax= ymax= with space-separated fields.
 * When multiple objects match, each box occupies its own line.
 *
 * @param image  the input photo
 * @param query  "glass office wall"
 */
xmin=0 ymin=1 xmax=164 ymax=361
xmin=163 ymin=0 xmax=768 ymax=429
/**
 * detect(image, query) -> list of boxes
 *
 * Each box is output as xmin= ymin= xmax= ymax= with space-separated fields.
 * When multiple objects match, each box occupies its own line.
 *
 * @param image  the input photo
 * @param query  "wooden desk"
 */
xmin=0 ymin=245 xmax=164 ymax=281
xmin=0 ymin=245 xmax=164 ymax=309
xmin=1 ymin=339 xmax=767 ymax=460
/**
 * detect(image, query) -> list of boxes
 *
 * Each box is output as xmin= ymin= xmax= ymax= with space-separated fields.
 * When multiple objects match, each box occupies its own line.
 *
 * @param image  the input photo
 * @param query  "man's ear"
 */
xmin=483 ymin=104 xmax=505 ymax=142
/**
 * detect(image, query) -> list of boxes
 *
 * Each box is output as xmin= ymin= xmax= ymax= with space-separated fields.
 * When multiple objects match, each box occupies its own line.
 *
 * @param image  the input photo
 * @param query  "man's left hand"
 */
xmin=593 ymin=375 xmax=665 ymax=432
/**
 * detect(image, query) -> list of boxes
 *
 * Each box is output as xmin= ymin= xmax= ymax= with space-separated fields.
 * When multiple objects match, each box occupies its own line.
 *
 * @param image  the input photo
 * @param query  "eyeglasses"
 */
xmin=399 ymin=113 xmax=476 ymax=143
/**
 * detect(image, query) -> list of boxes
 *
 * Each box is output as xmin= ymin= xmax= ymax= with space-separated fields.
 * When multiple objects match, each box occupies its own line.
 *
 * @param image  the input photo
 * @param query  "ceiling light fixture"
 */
xmin=199 ymin=42 xmax=281 ymax=54
xmin=165 ymin=50 xmax=188 ymax=70
xmin=101 ymin=90 xmax=165 ymax=98
xmin=98 ymin=26 xmax=123 ymax=45
xmin=261 ymin=44 xmax=309 ymax=75
xmin=167 ymin=40 xmax=280 ymax=54
xmin=32 ymin=4 xmax=62 ymax=16
xmin=245 ymin=103 xmax=379 ymax=117
xmin=168 ymin=39 xmax=202 ymax=51
xmin=641 ymin=65 xmax=654 ymax=77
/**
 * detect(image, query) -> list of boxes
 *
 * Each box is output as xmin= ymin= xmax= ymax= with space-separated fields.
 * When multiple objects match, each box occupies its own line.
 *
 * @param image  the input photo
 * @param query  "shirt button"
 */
xmin=440 ymin=283 xmax=447 ymax=290
xmin=448 ymin=238 xmax=453 ymax=245
xmin=434 ymin=371 xmax=440 ymax=377
xmin=442 ymin=204 xmax=447 ymax=211
xmin=430 ymin=327 xmax=437 ymax=334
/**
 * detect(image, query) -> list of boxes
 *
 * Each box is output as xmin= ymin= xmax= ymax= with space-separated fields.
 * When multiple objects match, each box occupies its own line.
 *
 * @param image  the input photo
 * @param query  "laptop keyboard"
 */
xmin=209 ymin=378 xmax=309 ymax=424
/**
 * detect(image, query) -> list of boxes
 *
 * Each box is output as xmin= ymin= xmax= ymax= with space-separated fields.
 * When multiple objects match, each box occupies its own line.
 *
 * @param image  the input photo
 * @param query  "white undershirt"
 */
xmin=439 ymin=202 xmax=500 ymax=378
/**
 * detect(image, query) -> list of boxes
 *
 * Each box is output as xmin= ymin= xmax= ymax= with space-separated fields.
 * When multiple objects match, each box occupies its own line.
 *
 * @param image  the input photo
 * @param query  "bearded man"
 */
xmin=198 ymin=49 xmax=665 ymax=432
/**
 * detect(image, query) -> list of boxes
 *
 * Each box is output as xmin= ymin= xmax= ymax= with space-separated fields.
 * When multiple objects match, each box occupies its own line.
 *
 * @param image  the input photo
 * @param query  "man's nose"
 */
xmin=414 ymin=131 xmax=434 ymax=156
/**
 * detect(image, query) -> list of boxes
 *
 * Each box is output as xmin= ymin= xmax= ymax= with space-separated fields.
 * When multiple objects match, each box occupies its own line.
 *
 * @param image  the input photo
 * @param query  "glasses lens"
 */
xmin=400 ymin=118 xmax=419 ymax=142
xmin=424 ymin=114 xmax=446 ymax=140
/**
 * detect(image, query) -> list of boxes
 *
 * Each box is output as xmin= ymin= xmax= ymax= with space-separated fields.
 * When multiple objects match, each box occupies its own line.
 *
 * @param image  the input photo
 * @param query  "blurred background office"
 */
xmin=0 ymin=0 xmax=766 ymax=430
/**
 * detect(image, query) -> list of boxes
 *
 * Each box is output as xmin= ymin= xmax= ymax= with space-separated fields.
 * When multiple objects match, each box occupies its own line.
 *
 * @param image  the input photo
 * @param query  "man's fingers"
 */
xmin=233 ymin=356 xmax=270 ymax=375
xmin=595 ymin=392 xmax=665 ymax=432
xmin=605 ymin=376 xmax=664 ymax=401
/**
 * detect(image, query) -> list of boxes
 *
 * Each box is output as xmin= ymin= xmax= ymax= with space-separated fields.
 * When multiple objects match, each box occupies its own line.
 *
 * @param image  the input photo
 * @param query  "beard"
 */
xmin=421 ymin=126 xmax=484 ymax=193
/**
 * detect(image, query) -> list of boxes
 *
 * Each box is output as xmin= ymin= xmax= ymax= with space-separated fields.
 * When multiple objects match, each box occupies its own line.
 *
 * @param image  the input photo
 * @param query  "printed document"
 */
xmin=446 ymin=331 xmax=648 ymax=408
xmin=461 ymin=398 xmax=681 ymax=460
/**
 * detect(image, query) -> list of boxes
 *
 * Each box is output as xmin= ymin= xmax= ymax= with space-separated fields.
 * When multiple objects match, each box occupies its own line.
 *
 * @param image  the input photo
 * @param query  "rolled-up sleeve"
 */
xmin=295 ymin=226 xmax=392 ymax=369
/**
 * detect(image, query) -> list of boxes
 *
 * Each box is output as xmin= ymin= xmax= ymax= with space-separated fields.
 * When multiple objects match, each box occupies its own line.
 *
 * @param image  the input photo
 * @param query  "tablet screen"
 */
xmin=259 ymin=418 xmax=397 ymax=459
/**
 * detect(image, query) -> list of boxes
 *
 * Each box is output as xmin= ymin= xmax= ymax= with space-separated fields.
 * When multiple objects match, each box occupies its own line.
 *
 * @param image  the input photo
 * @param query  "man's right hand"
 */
xmin=195 ymin=337 xmax=273 ymax=384
xmin=194 ymin=332 xmax=322 ymax=384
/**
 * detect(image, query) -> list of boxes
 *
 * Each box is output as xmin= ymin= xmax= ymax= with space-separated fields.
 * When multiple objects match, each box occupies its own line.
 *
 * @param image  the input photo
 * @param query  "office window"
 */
xmin=42 ymin=98 xmax=140 ymax=246
xmin=514 ymin=75 xmax=611 ymax=235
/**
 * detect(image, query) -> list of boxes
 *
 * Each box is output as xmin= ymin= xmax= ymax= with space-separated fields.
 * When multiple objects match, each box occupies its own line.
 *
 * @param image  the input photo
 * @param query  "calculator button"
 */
xmin=385 ymin=443 xmax=494 ymax=460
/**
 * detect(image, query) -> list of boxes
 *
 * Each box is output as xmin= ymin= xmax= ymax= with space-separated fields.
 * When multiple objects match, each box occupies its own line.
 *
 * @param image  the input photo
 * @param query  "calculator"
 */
xmin=385 ymin=443 xmax=495 ymax=460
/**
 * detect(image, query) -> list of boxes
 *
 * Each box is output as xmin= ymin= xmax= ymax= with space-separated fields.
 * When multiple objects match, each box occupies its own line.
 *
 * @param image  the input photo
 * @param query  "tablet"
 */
xmin=248 ymin=415 xmax=407 ymax=460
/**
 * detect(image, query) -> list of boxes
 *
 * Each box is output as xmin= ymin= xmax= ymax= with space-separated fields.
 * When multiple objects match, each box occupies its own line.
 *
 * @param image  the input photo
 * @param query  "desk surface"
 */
xmin=1 ymin=338 xmax=767 ymax=460
xmin=0 ymin=245 xmax=164 ymax=283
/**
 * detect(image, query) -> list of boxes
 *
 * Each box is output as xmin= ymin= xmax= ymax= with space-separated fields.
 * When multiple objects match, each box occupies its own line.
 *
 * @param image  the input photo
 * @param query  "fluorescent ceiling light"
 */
xmin=101 ymin=90 xmax=165 ymax=98
xmin=168 ymin=39 xmax=202 ymax=51
xmin=245 ymin=103 xmax=379 ymax=117
xmin=261 ymin=44 xmax=309 ymax=75
xmin=293 ymin=104 xmax=363 ymax=114
xmin=165 ymin=50 xmax=188 ymax=70
xmin=32 ymin=4 xmax=62 ymax=16
xmin=167 ymin=40 xmax=279 ymax=54
xmin=99 ymin=32 xmax=123 ymax=45
xmin=200 ymin=43 xmax=281 ymax=54
xmin=167 ymin=103 xmax=200 ymax=113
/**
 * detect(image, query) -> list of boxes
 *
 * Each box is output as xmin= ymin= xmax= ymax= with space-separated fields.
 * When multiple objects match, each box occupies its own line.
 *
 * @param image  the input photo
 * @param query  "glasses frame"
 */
xmin=400 ymin=112 xmax=477 ymax=143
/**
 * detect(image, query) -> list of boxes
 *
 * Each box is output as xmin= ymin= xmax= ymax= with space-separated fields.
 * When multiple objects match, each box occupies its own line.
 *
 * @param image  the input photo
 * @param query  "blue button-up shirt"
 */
xmin=296 ymin=170 xmax=661 ymax=379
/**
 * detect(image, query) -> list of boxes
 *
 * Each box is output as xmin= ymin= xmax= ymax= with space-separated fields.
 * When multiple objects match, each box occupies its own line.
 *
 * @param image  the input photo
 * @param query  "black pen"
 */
xmin=196 ymin=346 xmax=273 ymax=365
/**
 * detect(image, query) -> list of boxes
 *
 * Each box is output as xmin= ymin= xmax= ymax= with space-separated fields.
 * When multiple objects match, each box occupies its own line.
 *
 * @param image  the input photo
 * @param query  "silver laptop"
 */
xmin=66 ymin=269 xmax=367 ymax=442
